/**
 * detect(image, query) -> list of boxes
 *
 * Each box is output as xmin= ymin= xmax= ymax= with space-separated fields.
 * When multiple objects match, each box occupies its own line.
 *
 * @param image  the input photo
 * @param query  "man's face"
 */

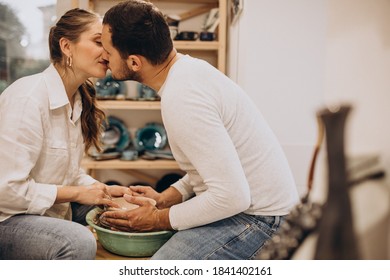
xmin=101 ymin=24 xmax=141 ymax=82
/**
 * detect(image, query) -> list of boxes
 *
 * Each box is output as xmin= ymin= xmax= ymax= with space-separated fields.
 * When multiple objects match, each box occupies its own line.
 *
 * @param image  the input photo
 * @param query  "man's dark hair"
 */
xmin=103 ymin=0 xmax=173 ymax=65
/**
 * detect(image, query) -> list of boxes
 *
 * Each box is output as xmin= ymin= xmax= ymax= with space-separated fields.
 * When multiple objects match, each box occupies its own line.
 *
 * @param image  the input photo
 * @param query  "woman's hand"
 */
xmin=75 ymin=182 xmax=118 ymax=208
xmin=56 ymin=182 xmax=130 ymax=209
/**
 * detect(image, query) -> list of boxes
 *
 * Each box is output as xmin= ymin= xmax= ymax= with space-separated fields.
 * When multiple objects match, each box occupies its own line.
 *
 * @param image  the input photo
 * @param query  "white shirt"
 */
xmin=0 ymin=64 xmax=96 ymax=222
xmin=159 ymin=55 xmax=300 ymax=230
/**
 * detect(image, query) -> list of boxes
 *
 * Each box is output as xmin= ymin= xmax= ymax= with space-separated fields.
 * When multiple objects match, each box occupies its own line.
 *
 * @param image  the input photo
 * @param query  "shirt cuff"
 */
xmin=26 ymin=183 xmax=57 ymax=215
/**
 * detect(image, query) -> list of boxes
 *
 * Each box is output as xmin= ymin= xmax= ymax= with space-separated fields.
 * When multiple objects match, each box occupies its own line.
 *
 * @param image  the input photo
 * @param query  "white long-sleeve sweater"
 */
xmin=159 ymin=55 xmax=299 ymax=231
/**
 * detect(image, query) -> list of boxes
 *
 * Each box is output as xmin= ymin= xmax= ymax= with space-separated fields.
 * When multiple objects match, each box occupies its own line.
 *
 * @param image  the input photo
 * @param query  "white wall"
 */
xmin=325 ymin=0 xmax=390 ymax=167
xmin=228 ymin=0 xmax=390 ymax=259
xmin=228 ymin=0 xmax=326 ymax=196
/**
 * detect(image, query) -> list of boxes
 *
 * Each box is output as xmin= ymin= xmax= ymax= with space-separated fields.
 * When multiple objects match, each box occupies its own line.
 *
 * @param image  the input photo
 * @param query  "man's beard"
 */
xmin=111 ymin=60 xmax=142 ymax=83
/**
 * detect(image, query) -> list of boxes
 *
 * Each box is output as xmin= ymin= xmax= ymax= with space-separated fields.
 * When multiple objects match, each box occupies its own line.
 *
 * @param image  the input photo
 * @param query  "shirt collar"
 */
xmin=43 ymin=64 xmax=70 ymax=110
xmin=72 ymin=93 xmax=83 ymax=123
xmin=43 ymin=64 xmax=83 ymax=123
xmin=157 ymin=54 xmax=187 ymax=98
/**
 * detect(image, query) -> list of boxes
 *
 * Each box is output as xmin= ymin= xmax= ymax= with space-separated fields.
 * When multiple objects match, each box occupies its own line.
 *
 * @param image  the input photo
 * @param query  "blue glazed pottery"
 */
xmin=135 ymin=123 xmax=167 ymax=151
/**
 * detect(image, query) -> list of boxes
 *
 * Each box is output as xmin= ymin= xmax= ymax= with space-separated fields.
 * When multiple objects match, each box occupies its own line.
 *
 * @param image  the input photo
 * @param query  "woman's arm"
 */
xmin=0 ymin=96 xmax=53 ymax=217
xmin=56 ymin=182 xmax=132 ymax=207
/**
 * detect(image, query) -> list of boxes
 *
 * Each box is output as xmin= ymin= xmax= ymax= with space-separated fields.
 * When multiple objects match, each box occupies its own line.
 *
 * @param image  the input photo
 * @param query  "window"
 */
xmin=0 ymin=0 xmax=56 ymax=93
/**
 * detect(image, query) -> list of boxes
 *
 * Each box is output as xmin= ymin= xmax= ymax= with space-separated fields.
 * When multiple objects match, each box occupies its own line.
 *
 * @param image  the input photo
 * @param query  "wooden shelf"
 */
xmin=82 ymin=157 xmax=179 ymax=170
xmin=174 ymin=41 xmax=219 ymax=51
xmin=97 ymin=100 xmax=161 ymax=110
xmin=152 ymin=0 xmax=218 ymax=3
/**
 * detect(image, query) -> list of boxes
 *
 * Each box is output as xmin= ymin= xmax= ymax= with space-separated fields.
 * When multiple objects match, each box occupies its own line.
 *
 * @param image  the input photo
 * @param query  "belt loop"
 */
xmin=272 ymin=216 xmax=281 ymax=230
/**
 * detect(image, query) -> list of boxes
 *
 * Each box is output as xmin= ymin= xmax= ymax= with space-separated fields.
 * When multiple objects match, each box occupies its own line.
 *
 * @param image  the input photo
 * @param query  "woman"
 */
xmin=0 ymin=8 xmax=129 ymax=259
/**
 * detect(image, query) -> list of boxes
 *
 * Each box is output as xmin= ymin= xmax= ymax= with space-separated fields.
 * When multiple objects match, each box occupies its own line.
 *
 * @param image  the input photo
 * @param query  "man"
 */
xmin=100 ymin=0 xmax=299 ymax=260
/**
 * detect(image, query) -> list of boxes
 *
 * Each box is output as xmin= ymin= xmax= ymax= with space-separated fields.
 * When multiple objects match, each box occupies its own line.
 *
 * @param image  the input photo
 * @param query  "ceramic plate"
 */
xmin=135 ymin=123 xmax=167 ymax=151
xmin=103 ymin=116 xmax=130 ymax=152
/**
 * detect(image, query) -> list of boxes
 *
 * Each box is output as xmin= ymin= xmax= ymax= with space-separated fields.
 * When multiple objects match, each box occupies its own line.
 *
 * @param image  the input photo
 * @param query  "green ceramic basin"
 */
xmin=86 ymin=208 xmax=174 ymax=257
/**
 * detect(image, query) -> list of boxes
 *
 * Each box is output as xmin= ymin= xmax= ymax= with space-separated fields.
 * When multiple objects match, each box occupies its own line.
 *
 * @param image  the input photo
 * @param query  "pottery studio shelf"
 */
xmin=82 ymin=157 xmax=179 ymax=170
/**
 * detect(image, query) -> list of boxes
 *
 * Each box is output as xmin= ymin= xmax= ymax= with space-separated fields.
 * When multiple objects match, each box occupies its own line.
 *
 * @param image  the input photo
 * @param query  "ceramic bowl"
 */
xmin=86 ymin=207 xmax=174 ymax=257
xmin=135 ymin=123 xmax=167 ymax=151
xmin=95 ymin=74 xmax=126 ymax=99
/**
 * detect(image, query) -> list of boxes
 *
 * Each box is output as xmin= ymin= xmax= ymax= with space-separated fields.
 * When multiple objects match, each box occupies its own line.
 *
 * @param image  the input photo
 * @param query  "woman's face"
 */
xmin=71 ymin=19 xmax=108 ymax=79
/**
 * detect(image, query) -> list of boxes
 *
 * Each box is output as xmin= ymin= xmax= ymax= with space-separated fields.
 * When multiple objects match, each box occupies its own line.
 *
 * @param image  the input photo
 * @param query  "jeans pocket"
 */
xmin=240 ymin=214 xmax=285 ymax=237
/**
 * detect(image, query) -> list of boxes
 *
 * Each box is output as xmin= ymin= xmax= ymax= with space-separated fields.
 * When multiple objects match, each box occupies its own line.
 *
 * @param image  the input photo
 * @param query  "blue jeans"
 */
xmin=0 ymin=203 xmax=96 ymax=260
xmin=151 ymin=213 xmax=285 ymax=260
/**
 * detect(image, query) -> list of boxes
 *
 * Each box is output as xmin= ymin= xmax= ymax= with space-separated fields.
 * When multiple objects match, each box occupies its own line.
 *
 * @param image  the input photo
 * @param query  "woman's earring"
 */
xmin=67 ymin=56 xmax=73 ymax=67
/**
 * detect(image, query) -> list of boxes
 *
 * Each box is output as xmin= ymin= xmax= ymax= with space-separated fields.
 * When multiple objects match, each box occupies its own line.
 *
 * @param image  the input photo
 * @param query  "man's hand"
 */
xmin=130 ymin=185 xmax=182 ymax=209
xmin=129 ymin=185 xmax=162 ymax=206
xmin=100 ymin=194 xmax=172 ymax=232
xmin=106 ymin=184 xmax=133 ymax=198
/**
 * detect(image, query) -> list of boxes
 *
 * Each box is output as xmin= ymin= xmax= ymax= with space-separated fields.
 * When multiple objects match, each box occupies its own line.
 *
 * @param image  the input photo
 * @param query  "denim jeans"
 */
xmin=151 ymin=213 xmax=285 ymax=260
xmin=0 ymin=203 xmax=96 ymax=260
